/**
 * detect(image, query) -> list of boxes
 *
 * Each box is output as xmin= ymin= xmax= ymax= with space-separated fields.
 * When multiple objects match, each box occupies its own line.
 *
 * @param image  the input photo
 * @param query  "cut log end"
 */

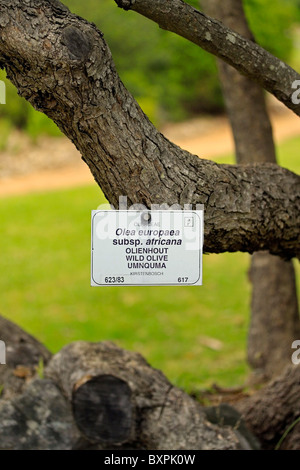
xmin=72 ymin=374 xmax=133 ymax=444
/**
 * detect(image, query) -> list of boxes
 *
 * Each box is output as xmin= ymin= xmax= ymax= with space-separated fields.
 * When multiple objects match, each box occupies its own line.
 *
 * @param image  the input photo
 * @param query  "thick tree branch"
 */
xmin=45 ymin=341 xmax=242 ymax=449
xmin=0 ymin=0 xmax=299 ymax=258
xmin=115 ymin=0 xmax=300 ymax=117
xmin=0 ymin=323 xmax=246 ymax=450
xmin=236 ymin=364 xmax=300 ymax=450
xmin=0 ymin=315 xmax=52 ymax=400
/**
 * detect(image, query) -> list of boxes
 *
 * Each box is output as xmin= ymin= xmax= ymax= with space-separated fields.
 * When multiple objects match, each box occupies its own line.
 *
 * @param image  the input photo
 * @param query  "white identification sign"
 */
xmin=91 ymin=210 xmax=204 ymax=286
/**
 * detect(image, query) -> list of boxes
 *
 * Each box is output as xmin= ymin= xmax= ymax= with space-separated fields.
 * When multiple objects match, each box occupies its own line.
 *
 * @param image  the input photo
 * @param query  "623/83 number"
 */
xmin=105 ymin=276 xmax=124 ymax=284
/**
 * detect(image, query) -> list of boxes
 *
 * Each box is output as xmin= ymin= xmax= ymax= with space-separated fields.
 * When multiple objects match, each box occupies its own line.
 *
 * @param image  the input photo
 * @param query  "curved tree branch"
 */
xmin=236 ymin=364 xmax=300 ymax=450
xmin=115 ymin=0 xmax=300 ymax=117
xmin=0 ymin=0 xmax=299 ymax=258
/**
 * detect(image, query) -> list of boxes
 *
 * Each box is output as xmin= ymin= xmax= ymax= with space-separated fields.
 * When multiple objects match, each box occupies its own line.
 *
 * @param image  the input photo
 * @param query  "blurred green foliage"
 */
xmin=0 ymin=0 xmax=299 ymax=134
xmin=243 ymin=0 xmax=300 ymax=59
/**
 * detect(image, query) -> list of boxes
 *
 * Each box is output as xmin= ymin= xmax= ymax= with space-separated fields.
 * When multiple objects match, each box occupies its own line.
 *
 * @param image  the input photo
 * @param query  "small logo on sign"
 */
xmin=184 ymin=217 xmax=194 ymax=227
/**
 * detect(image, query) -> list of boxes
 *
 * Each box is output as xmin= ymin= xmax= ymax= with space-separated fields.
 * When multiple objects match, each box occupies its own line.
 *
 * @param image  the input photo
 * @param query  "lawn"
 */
xmin=0 ymin=136 xmax=299 ymax=392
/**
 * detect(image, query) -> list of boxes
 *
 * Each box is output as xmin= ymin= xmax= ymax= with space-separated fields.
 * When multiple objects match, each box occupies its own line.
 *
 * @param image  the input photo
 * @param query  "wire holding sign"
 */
xmin=91 ymin=210 xmax=204 ymax=287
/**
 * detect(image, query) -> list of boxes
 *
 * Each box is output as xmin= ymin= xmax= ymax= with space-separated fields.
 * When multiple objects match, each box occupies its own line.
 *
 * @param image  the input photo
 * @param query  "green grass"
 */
xmin=214 ymin=135 xmax=300 ymax=174
xmin=0 ymin=136 xmax=299 ymax=392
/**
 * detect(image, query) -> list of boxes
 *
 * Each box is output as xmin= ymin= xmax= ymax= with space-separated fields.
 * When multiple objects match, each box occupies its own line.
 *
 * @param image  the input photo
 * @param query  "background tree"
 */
xmin=201 ymin=0 xmax=300 ymax=380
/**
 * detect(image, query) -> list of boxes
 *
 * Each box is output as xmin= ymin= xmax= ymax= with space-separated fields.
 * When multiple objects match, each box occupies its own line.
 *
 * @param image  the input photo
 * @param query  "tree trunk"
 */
xmin=0 ymin=0 xmax=298 ymax=451
xmin=45 ymin=341 xmax=243 ymax=450
xmin=236 ymin=364 xmax=300 ymax=450
xmin=0 ymin=314 xmax=52 ymax=400
xmin=0 ymin=316 xmax=299 ymax=450
xmin=0 ymin=0 xmax=299 ymax=259
xmin=201 ymin=0 xmax=300 ymax=380
xmin=0 ymin=318 xmax=244 ymax=450
xmin=248 ymin=253 xmax=300 ymax=379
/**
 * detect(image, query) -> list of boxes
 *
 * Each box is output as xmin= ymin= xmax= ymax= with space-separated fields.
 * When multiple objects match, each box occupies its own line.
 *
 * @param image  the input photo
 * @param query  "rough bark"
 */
xmin=248 ymin=253 xmax=300 ymax=379
xmin=0 ymin=379 xmax=81 ymax=450
xmin=0 ymin=324 xmax=247 ymax=450
xmin=279 ymin=421 xmax=300 ymax=451
xmin=45 ymin=341 xmax=245 ymax=449
xmin=202 ymin=0 xmax=300 ymax=380
xmin=0 ymin=315 xmax=52 ymax=400
xmin=0 ymin=318 xmax=298 ymax=450
xmin=0 ymin=0 xmax=299 ymax=258
xmin=236 ymin=364 xmax=300 ymax=450
xmin=115 ymin=0 xmax=300 ymax=117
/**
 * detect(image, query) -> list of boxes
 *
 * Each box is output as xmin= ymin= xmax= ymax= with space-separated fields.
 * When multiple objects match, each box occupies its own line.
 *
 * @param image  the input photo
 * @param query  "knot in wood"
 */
xmin=61 ymin=25 xmax=91 ymax=62
xmin=115 ymin=0 xmax=136 ymax=11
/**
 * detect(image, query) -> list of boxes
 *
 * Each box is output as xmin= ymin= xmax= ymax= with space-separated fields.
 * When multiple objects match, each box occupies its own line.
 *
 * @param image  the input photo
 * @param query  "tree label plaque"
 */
xmin=91 ymin=210 xmax=204 ymax=286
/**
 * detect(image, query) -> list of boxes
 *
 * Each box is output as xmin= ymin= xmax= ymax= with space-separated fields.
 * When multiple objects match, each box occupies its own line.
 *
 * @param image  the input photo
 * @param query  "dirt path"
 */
xmin=0 ymin=107 xmax=299 ymax=198
xmin=162 ymin=107 xmax=300 ymax=158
